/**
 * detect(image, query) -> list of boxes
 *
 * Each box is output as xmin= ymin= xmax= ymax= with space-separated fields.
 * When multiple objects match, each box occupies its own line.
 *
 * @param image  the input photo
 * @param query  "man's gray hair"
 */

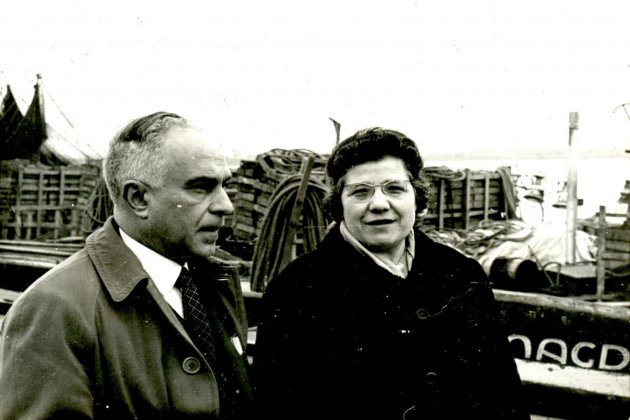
xmin=103 ymin=111 xmax=190 ymax=206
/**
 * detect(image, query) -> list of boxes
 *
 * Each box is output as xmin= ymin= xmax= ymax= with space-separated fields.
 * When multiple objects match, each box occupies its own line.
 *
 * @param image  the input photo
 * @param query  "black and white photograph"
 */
xmin=0 ymin=1 xmax=629 ymax=419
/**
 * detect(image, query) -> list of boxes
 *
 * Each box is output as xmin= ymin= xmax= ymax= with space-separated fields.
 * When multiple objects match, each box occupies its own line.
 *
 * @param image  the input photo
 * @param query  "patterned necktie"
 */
xmin=176 ymin=267 xmax=216 ymax=362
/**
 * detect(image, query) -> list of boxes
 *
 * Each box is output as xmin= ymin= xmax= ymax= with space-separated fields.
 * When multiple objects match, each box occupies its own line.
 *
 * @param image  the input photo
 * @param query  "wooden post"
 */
xmin=483 ymin=173 xmax=490 ymax=221
xmin=329 ymin=118 xmax=341 ymax=144
xmin=566 ymin=112 xmax=579 ymax=264
xmin=463 ymin=169 xmax=471 ymax=229
xmin=279 ymin=156 xmax=315 ymax=271
xmin=438 ymin=179 xmax=446 ymax=229
xmin=596 ymin=206 xmax=607 ymax=301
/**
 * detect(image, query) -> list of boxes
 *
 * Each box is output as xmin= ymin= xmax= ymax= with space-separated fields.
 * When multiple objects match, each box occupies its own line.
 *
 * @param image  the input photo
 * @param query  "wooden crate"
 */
xmin=419 ymin=168 xmax=512 ymax=230
xmin=231 ymin=150 xmax=327 ymax=242
xmin=0 ymin=161 xmax=101 ymax=240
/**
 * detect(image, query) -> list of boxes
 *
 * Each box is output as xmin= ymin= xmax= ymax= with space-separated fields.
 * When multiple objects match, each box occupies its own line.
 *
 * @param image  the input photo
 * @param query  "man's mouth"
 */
xmin=199 ymin=226 xmax=220 ymax=235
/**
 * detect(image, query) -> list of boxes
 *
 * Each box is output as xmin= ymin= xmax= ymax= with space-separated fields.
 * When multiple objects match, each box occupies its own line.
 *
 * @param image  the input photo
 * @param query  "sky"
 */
xmin=2 ymin=0 xmax=630 ymax=160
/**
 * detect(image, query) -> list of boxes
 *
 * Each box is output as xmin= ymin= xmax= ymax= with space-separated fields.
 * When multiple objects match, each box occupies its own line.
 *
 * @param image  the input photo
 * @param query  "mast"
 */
xmin=36 ymin=74 xmax=45 ymax=140
xmin=565 ymin=112 xmax=579 ymax=264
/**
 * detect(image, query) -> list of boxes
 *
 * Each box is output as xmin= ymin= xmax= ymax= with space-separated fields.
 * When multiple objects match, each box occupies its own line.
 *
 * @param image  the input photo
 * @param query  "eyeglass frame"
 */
xmin=342 ymin=179 xmax=413 ymax=202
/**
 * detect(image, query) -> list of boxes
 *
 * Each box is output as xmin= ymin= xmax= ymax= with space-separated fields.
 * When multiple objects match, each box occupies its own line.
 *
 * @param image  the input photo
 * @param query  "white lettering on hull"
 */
xmin=509 ymin=335 xmax=630 ymax=372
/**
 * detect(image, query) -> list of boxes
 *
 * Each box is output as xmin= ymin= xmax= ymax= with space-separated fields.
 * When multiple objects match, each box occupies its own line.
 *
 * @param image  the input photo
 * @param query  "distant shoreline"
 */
xmin=227 ymin=148 xmax=629 ymax=167
xmin=425 ymin=148 xmax=629 ymax=161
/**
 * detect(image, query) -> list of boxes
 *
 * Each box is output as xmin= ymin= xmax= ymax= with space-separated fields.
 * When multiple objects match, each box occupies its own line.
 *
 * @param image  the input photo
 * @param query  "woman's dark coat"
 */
xmin=254 ymin=225 xmax=529 ymax=419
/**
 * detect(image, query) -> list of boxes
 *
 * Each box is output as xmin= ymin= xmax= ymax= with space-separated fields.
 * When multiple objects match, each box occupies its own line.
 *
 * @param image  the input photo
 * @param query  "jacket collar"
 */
xmin=85 ymin=217 xmax=152 ymax=302
xmin=85 ymin=217 xmax=248 ymax=353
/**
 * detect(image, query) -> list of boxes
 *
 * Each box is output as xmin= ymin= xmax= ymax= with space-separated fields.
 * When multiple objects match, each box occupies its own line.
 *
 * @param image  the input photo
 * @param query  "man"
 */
xmin=0 ymin=112 xmax=253 ymax=418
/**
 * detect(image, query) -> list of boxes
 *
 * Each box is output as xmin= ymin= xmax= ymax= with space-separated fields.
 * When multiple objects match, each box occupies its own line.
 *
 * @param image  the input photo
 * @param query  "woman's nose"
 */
xmin=367 ymin=188 xmax=390 ymax=210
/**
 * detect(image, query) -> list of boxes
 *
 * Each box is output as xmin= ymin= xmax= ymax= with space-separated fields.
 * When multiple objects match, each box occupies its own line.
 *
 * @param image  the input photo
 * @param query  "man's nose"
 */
xmin=210 ymin=188 xmax=234 ymax=215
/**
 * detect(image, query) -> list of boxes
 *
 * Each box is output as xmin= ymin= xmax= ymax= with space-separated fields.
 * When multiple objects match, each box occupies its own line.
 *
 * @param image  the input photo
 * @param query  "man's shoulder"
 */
xmin=0 ymin=248 xmax=103 ymax=344
xmin=14 ymin=248 xmax=101 ymax=308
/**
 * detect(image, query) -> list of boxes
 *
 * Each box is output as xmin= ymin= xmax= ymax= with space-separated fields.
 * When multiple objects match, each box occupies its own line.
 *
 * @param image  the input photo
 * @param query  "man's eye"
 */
xmin=189 ymin=185 xmax=214 ymax=194
xmin=188 ymin=181 xmax=220 ymax=193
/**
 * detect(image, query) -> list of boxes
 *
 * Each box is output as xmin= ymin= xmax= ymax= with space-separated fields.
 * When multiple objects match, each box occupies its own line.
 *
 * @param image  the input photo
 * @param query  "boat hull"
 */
xmin=494 ymin=289 xmax=630 ymax=419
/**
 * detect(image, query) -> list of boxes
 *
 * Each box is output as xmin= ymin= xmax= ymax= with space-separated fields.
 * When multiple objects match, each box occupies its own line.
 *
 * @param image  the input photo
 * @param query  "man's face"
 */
xmin=144 ymin=126 xmax=233 ymax=260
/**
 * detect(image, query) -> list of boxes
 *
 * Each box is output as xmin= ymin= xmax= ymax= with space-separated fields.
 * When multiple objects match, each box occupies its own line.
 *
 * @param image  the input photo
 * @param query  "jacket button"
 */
xmin=416 ymin=309 xmax=429 ymax=320
xmin=425 ymin=371 xmax=438 ymax=385
xmin=182 ymin=357 xmax=201 ymax=374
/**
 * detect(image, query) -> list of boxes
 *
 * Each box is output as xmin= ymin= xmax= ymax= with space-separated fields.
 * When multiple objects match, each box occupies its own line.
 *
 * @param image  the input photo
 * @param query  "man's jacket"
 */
xmin=0 ymin=217 xmax=253 ymax=419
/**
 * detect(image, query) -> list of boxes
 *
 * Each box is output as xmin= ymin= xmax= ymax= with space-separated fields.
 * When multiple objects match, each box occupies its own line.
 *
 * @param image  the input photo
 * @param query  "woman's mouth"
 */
xmin=365 ymin=219 xmax=395 ymax=226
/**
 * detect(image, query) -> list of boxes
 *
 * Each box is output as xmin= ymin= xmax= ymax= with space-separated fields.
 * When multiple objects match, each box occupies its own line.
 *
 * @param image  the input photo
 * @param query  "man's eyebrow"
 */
xmin=184 ymin=174 xmax=231 ymax=187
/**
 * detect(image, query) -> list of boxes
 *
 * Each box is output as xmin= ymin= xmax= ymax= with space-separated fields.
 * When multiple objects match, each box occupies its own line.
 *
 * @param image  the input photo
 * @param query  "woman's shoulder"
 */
xmin=413 ymin=228 xmax=488 ymax=288
xmin=268 ymin=247 xmax=328 ymax=286
xmin=263 ymin=232 xmax=350 ymax=297
xmin=414 ymin=229 xmax=477 ymax=262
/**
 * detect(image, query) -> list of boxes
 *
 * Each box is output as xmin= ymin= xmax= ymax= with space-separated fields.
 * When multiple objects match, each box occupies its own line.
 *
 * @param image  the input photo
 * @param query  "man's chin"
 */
xmin=188 ymin=243 xmax=217 ymax=259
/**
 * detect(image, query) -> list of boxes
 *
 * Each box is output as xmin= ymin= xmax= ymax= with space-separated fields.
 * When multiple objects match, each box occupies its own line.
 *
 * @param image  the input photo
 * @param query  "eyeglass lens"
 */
xmin=344 ymin=180 xmax=411 ymax=202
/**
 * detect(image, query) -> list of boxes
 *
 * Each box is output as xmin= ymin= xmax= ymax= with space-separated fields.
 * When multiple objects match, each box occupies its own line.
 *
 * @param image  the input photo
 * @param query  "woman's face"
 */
xmin=341 ymin=156 xmax=416 ymax=253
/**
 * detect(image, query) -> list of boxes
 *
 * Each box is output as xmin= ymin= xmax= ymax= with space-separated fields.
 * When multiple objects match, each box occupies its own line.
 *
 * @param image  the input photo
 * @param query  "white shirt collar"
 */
xmin=339 ymin=221 xmax=415 ymax=278
xmin=119 ymin=228 xmax=184 ymax=316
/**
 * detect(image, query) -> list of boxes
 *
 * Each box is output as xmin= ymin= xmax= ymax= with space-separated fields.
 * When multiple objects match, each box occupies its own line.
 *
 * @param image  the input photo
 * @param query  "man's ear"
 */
xmin=122 ymin=180 xmax=150 ymax=219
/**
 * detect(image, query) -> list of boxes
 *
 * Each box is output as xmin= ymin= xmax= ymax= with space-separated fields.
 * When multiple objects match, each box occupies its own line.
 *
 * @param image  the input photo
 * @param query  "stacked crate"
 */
xmin=600 ymin=228 xmax=630 ymax=269
xmin=0 ymin=161 xmax=101 ymax=240
xmin=230 ymin=160 xmax=274 ymax=241
xmin=419 ymin=167 xmax=514 ymax=230
xmin=596 ymin=180 xmax=630 ymax=269
xmin=230 ymin=149 xmax=327 ymax=242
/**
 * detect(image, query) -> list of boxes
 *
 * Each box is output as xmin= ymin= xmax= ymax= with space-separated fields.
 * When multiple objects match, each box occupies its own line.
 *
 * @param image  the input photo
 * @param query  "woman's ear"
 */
xmin=122 ymin=180 xmax=150 ymax=219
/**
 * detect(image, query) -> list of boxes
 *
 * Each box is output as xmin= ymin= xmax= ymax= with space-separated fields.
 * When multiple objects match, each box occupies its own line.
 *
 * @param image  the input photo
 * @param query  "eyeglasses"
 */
xmin=343 ymin=180 xmax=412 ymax=202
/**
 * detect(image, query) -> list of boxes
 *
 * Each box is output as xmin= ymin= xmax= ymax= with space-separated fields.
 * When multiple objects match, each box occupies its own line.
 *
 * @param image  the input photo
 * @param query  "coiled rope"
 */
xmin=250 ymin=173 xmax=331 ymax=292
xmin=256 ymin=148 xmax=328 ymax=182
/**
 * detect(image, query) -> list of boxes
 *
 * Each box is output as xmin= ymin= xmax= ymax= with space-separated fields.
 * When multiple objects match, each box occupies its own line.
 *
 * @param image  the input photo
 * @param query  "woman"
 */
xmin=254 ymin=128 xmax=529 ymax=419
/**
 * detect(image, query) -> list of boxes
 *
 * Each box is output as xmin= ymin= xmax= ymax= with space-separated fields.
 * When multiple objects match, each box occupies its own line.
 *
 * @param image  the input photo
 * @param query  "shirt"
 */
xmin=119 ymin=228 xmax=184 ymax=317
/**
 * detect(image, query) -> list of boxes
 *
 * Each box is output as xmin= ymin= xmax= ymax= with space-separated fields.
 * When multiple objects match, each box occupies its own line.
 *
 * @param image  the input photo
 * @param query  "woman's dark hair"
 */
xmin=323 ymin=127 xmax=431 ymax=222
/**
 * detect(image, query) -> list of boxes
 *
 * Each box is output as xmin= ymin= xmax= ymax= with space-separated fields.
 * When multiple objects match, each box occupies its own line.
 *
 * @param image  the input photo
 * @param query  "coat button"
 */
xmin=182 ymin=357 xmax=201 ymax=374
xmin=425 ymin=371 xmax=438 ymax=385
xmin=416 ymin=308 xmax=430 ymax=320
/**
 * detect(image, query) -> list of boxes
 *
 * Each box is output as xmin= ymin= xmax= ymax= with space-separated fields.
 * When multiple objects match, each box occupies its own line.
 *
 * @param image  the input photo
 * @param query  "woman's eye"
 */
xmin=350 ymin=188 xmax=370 ymax=197
xmin=388 ymin=186 xmax=405 ymax=193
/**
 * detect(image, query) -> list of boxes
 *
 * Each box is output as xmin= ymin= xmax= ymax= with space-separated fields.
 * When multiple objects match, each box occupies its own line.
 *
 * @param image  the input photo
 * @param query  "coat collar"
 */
xmin=85 ymin=217 xmax=150 ymax=302
xmin=85 ymin=217 xmax=249 ymax=348
xmin=85 ymin=217 xmax=237 ymax=302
